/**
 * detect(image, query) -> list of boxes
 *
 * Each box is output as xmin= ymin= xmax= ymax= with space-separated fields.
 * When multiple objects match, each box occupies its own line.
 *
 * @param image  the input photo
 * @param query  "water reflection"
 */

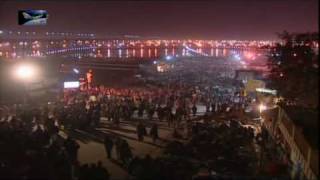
xmin=223 ymin=49 xmax=227 ymax=56
xmin=107 ymin=49 xmax=110 ymax=58
xmin=61 ymin=47 xmax=263 ymax=60
xmin=118 ymin=49 xmax=122 ymax=58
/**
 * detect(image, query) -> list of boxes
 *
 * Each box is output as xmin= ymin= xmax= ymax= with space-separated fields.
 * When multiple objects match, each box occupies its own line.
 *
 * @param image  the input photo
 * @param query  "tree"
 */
xmin=267 ymin=31 xmax=319 ymax=108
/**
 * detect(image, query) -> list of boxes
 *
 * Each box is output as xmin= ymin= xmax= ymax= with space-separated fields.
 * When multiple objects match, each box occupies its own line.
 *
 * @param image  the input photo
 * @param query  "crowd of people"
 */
xmin=0 ymin=57 xmax=269 ymax=179
xmin=0 ymin=104 xmax=110 ymax=179
xmin=103 ymin=135 xmax=132 ymax=167
xmin=76 ymin=161 xmax=110 ymax=180
xmin=61 ymin=79 xmax=251 ymax=129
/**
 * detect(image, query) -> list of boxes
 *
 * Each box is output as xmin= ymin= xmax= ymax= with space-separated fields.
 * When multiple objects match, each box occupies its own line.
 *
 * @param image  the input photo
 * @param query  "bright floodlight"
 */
xmin=15 ymin=64 xmax=37 ymax=80
xmin=259 ymin=104 xmax=267 ymax=113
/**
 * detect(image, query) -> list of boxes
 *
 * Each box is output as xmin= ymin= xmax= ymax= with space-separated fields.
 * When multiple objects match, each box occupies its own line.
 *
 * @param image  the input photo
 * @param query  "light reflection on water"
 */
xmin=65 ymin=47 xmax=263 ymax=60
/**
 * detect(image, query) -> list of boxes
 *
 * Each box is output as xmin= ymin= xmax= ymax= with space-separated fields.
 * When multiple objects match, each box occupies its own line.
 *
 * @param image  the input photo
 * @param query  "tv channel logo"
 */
xmin=18 ymin=10 xmax=48 ymax=26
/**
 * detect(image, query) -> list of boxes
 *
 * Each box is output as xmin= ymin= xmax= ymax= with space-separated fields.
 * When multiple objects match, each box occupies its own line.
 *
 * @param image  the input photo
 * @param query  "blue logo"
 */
xmin=18 ymin=10 xmax=48 ymax=26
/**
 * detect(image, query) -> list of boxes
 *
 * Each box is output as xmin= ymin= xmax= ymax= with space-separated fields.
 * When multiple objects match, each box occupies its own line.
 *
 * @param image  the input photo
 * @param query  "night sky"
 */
xmin=0 ymin=0 xmax=318 ymax=40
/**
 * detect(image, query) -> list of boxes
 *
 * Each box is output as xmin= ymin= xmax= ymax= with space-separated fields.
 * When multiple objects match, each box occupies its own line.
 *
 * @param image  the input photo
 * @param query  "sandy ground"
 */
xmin=74 ymin=105 xmax=206 ymax=179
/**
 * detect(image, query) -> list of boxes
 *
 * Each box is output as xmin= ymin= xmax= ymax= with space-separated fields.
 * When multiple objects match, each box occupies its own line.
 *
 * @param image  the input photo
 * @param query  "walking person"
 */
xmin=149 ymin=123 xmax=159 ymax=143
xmin=156 ymin=105 xmax=163 ymax=121
xmin=64 ymin=137 xmax=80 ymax=164
xmin=104 ymin=135 xmax=114 ymax=159
xmin=192 ymin=104 xmax=197 ymax=116
xmin=119 ymin=139 xmax=132 ymax=167
xmin=147 ymin=104 xmax=155 ymax=121
xmin=115 ymin=137 xmax=122 ymax=160
xmin=136 ymin=121 xmax=146 ymax=141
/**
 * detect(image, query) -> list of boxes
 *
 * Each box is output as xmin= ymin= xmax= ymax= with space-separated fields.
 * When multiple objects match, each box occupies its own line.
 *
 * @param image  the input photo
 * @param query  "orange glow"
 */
xmin=193 ymin=42 xmax=202 ymax=47
xmin=244 ymin=52 xmax=256 ymax=60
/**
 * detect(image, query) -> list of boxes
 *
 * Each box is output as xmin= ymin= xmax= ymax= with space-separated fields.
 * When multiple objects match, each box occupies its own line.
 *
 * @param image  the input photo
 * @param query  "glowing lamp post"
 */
xmin=258 ymin=103 xmax=267 ymax=126
xmin=258 ymin=103 xmax=267 ymax=169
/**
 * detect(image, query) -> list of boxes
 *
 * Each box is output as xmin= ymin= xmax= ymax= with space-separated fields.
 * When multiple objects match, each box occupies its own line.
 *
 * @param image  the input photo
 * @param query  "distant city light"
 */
xmin=166 ymin=55 xmax=173 ymax=60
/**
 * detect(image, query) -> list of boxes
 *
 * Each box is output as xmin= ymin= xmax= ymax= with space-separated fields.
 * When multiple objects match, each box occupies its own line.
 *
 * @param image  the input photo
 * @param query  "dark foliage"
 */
xmin=267 ymin=31 xmax=319 ymax=108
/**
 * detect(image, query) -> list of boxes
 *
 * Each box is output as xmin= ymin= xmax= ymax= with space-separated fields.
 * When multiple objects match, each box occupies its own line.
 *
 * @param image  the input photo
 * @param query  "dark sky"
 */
xmin=0 ymin=0 xmax=318 ymax=40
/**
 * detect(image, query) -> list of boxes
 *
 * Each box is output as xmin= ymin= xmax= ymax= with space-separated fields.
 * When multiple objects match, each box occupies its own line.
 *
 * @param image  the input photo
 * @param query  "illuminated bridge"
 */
xmin=0 ymin=30 xmax=274 ymax=59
